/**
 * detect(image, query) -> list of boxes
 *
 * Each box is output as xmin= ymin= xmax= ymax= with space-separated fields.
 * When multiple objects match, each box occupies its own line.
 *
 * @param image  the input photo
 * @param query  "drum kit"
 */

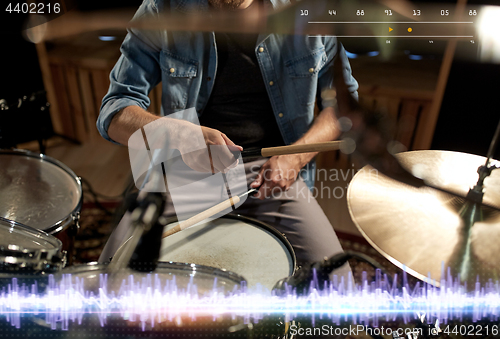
xmin=1 ymin=124 xmax=499 ymax=337
xmin=0 ymin=59 xmax=499 ymax=339
xmin=0 ymin=149 xmax=80 ymax=271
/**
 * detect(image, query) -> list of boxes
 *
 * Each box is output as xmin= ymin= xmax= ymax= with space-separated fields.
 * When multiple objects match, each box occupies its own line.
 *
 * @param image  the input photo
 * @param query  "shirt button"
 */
xmin=309 ymin=68 xmax=315 ymax=73
xmin=258 ymin=47 xmax=264 ymax=53
xmin=278 ymin=113 xmax=284 ymax=118
xmin=269 ymin=81 xmax=274 ymax=86
xmin=207 ymin=77 xmax=212 ymax=81
xmin=169 ymin=68 xmax=175 ymax=73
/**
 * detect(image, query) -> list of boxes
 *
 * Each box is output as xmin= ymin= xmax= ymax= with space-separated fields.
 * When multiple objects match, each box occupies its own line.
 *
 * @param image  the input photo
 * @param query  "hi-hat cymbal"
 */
xmin=347 ymin=150 xmax=500 ymax=287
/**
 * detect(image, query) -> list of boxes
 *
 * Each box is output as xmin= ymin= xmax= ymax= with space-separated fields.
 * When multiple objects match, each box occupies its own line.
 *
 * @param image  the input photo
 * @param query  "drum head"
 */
xmin=0 ymin=150 xmax=82 ymax=232
xmin=159 ymin=215 xmax=295 ymax=291
xmin=57 ymin=262 xmax=246 ymax=332
xmin=62 ymin=262 xmax=245 ymax=295
xmin=0 ymin=217 xmax=65 ymax=272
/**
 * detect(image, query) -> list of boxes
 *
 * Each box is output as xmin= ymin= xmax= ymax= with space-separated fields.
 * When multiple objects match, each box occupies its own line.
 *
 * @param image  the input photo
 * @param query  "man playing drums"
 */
xmin=96 ymin=0 xmax=358 ymax=280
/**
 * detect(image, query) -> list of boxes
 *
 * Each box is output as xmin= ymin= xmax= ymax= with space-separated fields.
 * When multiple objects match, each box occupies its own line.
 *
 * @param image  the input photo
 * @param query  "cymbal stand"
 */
xmin=457 ymin=117 xmax=500 ymax=281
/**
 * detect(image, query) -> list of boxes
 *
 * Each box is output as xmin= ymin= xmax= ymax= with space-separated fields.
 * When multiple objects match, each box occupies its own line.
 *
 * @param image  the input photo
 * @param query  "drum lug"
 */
xmin=61 ymin=250 xmax=68 ymax=268
xmin=72 ymin=212 xmax=81 ymax=231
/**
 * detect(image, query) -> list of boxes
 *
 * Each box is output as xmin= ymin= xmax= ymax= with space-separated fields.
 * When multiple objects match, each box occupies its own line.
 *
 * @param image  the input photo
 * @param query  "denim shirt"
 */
xmin=97 ymin=0 xmax=358 ymax=189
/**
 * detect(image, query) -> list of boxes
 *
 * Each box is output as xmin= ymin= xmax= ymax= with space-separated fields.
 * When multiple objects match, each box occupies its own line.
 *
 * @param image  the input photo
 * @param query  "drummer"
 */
xmin=96 ymin=0 xmax=358 ymax=277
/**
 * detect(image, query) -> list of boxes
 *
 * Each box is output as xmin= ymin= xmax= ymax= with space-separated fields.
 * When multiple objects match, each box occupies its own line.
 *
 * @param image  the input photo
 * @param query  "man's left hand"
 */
xmin=250 ymin=154 xmax=303 ymax=200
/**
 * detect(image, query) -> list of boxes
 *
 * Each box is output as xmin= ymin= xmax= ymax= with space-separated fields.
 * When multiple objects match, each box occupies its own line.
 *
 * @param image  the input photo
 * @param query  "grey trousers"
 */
xmin=99 ymin=158 xmax=351 ymax=279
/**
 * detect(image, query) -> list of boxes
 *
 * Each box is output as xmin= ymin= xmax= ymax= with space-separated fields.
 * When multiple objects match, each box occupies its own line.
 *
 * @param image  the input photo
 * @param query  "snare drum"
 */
xmin=58 ymin=262 xmax=247 ymax=335
xmin=159 ymin=214 xmax=296 ymax=291
xmin=0 ymin=149 xmax=82 ymax=264
xmin=0 ymin=217 xmax=66 ymax=276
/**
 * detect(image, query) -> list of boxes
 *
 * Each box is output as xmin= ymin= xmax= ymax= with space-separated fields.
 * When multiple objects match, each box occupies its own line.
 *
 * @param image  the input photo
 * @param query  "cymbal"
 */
xmin=347 ymin=150 xmax=500 ymax=287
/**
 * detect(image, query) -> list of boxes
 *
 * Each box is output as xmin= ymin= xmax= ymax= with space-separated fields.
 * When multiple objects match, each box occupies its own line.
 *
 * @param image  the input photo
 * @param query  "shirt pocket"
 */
xmin=285 ymin=47 xmax=327 ymax=107
xmin=160 ymin=51 xmax=199 ymax=110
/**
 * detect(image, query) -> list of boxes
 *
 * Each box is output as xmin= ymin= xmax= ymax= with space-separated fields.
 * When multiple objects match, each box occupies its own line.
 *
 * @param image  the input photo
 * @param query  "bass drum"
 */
xmin=159 ymin=214 xmax=296 ymax=292
xmin=0 ymin=149 xmax=82 ymax=264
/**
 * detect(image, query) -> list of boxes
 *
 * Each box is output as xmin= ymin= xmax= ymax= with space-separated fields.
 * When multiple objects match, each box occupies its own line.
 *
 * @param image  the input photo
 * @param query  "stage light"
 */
xmin=478 ymin=6 xmax=500 ymax=63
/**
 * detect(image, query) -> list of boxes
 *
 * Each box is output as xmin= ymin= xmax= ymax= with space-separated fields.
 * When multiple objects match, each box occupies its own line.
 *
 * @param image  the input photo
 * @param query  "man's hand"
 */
xmin=247 ymin=106 xmax=342 ymax=199
xmin=250 ymin=154 xmax=303 ymax=199
xmin=178 ymin=124 xmax=242 ymax=173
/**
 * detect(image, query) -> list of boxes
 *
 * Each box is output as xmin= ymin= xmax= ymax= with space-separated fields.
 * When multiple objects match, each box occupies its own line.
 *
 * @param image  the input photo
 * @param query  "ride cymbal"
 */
xmin=347 ymin=150 xmax=500 ymax=287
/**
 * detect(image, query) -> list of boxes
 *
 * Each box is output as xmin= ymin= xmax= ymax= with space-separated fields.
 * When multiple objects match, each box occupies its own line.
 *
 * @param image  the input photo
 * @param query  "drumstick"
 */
xmin=239 ymin=140 xmax=344 ymax=158
xmin=162 ymin=188 xmax=257 ymax=238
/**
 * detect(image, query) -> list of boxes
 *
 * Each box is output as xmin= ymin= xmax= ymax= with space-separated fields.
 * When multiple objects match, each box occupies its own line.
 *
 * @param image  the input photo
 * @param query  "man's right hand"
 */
xmin=109 ymin=106 xmax=242 ymax=174
xmin=178 ymin=125 xmax=243 ymax=173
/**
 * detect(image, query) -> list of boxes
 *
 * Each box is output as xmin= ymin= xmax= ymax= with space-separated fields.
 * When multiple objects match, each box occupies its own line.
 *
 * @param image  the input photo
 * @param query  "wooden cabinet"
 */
xmin=42 ymin=32 xmax=162 ymax=142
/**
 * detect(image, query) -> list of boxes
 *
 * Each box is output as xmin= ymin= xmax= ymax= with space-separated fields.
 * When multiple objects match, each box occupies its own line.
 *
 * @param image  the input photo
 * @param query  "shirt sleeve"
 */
xmin=96 ymin=0 xmax=164 ymax=143
xmin=316 ymin=37 xmax=359 ymax=112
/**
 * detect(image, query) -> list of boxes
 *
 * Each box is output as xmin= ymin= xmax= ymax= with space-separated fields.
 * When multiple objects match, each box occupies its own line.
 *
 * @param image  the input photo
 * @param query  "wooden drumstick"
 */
xmin=239 ymin=140 xmax=344 ymax=158
xmin=162 ymin=188 xmax=257 ymax=238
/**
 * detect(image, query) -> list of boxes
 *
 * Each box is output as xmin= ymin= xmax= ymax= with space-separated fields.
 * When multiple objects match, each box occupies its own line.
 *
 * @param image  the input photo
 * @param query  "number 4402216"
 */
xmin=6 ymin=3 xmax=61 ymax=14
xmin=443 ymin=324 xmax=498 ymax=336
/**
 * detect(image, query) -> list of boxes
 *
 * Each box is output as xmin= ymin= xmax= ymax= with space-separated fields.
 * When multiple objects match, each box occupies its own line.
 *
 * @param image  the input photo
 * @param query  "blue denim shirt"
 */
xmin=97 ymin=0 xmax=358 ymax=189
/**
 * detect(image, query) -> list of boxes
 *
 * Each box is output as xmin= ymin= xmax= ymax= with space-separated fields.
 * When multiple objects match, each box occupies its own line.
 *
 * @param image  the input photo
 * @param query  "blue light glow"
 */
xmin=98 ymin=36 xmax=117 ymax=41
xmin=345 ymin=51 xmax=358 ymax=59
xmin=409 ymin=54 xmax=424 ymax=60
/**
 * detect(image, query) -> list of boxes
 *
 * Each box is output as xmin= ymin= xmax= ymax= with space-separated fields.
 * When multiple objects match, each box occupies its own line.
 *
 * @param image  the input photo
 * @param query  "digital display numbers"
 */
xmin=300 ymin=8 xmax=477 ymax=17
xmin=301 ymin=3 xmax=478 ymax=41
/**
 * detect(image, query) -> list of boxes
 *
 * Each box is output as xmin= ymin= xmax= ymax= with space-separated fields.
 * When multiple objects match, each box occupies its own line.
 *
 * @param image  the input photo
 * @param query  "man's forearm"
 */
xmin=108 ymin=106 xmax=161 ymax=145
xmin=107 ymin=106 xmax=206 ymax=151
xmin=291 ymin=106 xmax=341 ymax=168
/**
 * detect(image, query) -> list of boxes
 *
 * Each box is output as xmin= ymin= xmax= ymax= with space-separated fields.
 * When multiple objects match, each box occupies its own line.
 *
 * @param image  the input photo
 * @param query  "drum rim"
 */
xmin=62 ymin=261 xmax=247 ymax=286
xmin=163 ymin=213 xmax=298 ymax=277
xmin=0 ymin=216 xmax=66 ymax=272
xmin=0 ymin=148 xmax=83 ymax=234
